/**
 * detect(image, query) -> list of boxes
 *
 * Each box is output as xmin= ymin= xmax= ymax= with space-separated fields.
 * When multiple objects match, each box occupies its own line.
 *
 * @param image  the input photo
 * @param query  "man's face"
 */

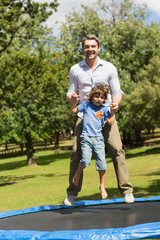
xmin=83 ymin=39 xmax=100 ymax=61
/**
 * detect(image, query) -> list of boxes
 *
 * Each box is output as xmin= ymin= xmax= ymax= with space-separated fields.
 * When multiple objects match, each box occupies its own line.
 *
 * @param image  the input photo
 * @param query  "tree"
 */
xmin=0 ymin=40 xmax=74 ymax=164
xmin=0 ymin=0 xmax=59 ymax=54
xmin=37 ymin=51 xmax=74 ymax=149
xmin=0 ymin=0 xmax=60 ymax=165
xmin=0 ymin=47 xmax=49 ymax=164
xmin=55 ymin=0 xmax=160 ymax=145
xmin=0 ymin=107 xmax=15 ymax=150
xmin=126 ymin=56 xmax=160 ymax=143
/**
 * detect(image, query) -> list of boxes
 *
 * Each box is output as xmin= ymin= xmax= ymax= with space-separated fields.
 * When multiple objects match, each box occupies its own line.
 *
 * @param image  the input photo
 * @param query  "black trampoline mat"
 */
xmin=0 ymin=201 xmax=160 ymax=231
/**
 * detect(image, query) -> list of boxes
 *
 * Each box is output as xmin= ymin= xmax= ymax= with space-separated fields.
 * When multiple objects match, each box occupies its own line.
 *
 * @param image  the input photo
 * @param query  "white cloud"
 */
xmin=34 ymin=0 xmax=96 ymax=28
xmin=33 ymin=0 xmax=160 ymax=35
xmin=42 ymin=0 xmax=96 ymax=28
xmin=134 ymin=0 xmax=160 ymax=14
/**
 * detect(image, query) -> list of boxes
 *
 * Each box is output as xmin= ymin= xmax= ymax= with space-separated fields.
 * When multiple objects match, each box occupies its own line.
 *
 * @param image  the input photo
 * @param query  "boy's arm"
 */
xmin=70 ymin=103 xmax=79 ymax=114
xmin=106 ymin=110 xmax=115 ymax=125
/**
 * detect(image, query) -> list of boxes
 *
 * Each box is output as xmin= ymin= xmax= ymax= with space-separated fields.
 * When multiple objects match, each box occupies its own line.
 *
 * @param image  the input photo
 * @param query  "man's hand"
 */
xmin=68 ymin=93 xmax=80 ymax=105
xmin=110 ymin=102 xmax=119 ymax=113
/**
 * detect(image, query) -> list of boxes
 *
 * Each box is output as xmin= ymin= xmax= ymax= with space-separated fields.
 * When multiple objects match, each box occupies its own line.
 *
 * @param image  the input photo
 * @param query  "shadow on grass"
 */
xmin=77 ymin=188 xmax=120 ymax=202
xmin=105 ymin=146 xmax=160 ymax=164
xmin=0 ymin=172 xmax=68 ymax=187
xmin=77 ymin=178 xmax=160 ymax=201
xmin=144 ymin=170 xmax=160 ymax=176
xmin=36 ymin=151 xmax=71 ymax=165
xmin=125 ymin=146 xmax=160 ymax=159
xmin=0 ymin=175 xmax=35 ymax=187
xmin=0 ymin=146 xmax=159 ymax=172
xmin=143 ymin=179 xmax=160 ymax=196
xmin=0 ymin=160 xmax=27 ymax=171
xmin=39 ymin=173 xmax=67 ymax=178
xmin=0 ymin=151 xmax=71 ymax=171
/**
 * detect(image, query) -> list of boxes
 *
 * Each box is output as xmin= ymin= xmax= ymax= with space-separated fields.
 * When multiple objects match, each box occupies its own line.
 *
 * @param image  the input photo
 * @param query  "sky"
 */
xmin=34 ymin=0 xmax=160 ymax=35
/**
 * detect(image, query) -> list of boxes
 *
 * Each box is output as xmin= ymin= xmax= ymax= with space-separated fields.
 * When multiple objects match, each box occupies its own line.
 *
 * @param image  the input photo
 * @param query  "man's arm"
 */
xmin=108 ymin=64 xmax=124 ymax=111
xmin=111 ymin=93 xmax=123 ymax=111
xmin=67 ymin=67 xmax=78 ymax=102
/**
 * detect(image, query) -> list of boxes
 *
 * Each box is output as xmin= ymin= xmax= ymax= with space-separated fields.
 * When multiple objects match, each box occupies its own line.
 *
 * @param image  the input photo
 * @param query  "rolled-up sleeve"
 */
xmin=66 ymin=67 xmax=78 ymax=99
xmin=108 ymin=66 xmax=124 ymax=97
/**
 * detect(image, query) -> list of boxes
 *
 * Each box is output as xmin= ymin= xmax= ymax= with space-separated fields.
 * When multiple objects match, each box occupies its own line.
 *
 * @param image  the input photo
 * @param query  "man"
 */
xmin=64 ymin=35 xmax=134 ymax=205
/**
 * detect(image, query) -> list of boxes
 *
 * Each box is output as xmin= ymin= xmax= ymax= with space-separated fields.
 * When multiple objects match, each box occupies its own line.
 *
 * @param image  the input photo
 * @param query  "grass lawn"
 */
xmin=0 ymin=145 xmax=160 ymax=213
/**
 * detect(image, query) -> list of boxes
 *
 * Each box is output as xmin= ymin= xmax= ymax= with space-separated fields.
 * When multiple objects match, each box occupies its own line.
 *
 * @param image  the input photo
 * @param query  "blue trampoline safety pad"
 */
xmin=0 ymin=196 xmax=159 ymax=240
xmin=0 ymin=222 xmax=159 ymax=240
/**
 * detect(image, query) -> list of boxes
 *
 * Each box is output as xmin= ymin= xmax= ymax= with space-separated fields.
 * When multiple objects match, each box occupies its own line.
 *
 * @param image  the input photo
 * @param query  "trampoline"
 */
xmin=0 ymin=196 xmax=160 ymax=239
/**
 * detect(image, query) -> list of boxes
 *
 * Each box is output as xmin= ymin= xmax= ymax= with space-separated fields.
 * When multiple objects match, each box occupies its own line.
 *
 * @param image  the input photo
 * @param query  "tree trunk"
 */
xmin=50 ymin=137 xmax=53 ymax=145
xmin=128 ymin=133 xmax=133 ymax=149
xmin=44 ymin=139 xmax=47 ymax=149
xmin=54 ymin=131 xmax=60 ymax=149
xmin=134 ymin=128 xmax=142 ymax=145
xmin=20 ymin=143 xmax=24 ymax=154
xmin=25 ymin=133 xmax=37 ymax=166
xmin=5 ymin=142 xmax=8 ymax=151
xmin=122 ymin=131 xmax=127 ymax=146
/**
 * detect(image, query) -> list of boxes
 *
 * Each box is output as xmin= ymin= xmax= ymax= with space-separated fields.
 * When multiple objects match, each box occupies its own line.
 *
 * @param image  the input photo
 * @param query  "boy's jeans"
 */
xmin=80 ymin=135 xmax=107 ymax=170
xmin=67 ymin=118 xmax=133 ymax=196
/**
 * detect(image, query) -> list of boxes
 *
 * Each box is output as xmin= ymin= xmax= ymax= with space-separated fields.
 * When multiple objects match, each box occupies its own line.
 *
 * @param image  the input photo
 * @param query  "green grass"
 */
xmin=0 ymin=145 xmax=160 ymax=213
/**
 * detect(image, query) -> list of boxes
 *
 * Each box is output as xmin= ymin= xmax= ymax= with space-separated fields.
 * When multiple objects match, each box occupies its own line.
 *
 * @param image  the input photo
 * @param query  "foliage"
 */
xmin=0 ymin=0 xmax=59 ymax=54
xmin=0 ymin=0 xmax=59 ymax=164
xmin=126 ymin=56 xmax=160 ymax=140
xmin=0 ymin=41 xmax=73 ymax=163
xmin=55 ymin=0 xmax=160 ymax=145
xmin=0 ymin=0 xmax=160 ymax=163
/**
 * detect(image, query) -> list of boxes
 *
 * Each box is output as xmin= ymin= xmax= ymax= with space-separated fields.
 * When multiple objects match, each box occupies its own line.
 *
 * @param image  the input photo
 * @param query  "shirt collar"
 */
xmin=79 ymin=57 xmax=103 ymax=68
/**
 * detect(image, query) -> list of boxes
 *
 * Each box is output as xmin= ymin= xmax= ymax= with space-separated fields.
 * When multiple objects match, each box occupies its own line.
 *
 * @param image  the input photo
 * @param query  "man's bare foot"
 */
xmin=100 ymin=186 xmax=108 ymax=199
xmin=72 ymin=171 xmax=80 ymax=187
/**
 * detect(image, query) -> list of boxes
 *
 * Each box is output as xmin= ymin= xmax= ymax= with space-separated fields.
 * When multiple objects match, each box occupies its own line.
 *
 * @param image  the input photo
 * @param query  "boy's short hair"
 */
xmin=82 ymin=35 xmax=100 ymax=48
xmin=88 ymin=85 xmax=110 ymax=103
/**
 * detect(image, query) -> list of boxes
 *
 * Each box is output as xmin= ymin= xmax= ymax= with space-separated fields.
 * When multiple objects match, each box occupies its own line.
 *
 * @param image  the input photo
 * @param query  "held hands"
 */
xmin=68 ymin=93 xmax=80 ymax=105
xmin=107 ymin=102 xmax=118 ymax=126
xmin=69 ymin=93 xmax=79 ymax=114
xmin=110 ymin=102 xmax=119 ymax=114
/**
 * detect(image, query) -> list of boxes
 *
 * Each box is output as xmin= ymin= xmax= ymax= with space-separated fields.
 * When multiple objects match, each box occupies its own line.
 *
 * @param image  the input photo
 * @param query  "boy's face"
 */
xmin=92 ymin=94 xmax=105 ymax=106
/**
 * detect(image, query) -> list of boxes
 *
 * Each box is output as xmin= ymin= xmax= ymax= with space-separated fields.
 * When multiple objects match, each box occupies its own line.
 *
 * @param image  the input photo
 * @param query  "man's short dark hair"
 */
xmin=82 ymin=35 xmax=100 ymax=48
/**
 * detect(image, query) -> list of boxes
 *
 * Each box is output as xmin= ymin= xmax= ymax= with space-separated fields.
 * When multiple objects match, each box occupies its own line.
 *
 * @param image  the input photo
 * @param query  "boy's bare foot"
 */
xmin=100 ymin=186 xmax=108 ymax=199
xmin=72 ymin=171 xmax=80 ymax=187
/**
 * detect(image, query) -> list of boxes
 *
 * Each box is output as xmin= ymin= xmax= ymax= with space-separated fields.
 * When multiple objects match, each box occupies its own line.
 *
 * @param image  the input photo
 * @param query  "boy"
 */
xmin=71 ymin=85 xmax=117 ymax=199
